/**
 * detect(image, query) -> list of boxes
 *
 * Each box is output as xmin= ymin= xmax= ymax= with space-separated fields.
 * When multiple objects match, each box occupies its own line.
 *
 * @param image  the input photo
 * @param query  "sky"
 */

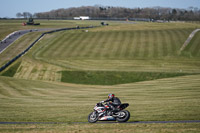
xmin=1 ymin=0 xmax=200 ymax=18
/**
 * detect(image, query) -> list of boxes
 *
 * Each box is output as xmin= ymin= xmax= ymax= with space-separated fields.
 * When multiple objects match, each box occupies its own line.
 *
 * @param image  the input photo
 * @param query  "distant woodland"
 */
xmin=16 ymin=6 xmax=200 ymax=21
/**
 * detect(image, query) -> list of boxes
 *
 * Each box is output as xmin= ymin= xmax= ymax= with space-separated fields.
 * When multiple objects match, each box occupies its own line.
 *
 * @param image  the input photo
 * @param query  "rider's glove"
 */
xmin=100 ymin=101 xmax=104 ymax=103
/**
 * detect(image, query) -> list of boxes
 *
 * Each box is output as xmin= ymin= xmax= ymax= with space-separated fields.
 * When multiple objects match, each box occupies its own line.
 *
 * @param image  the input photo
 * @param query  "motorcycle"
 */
xmin=88 ymin=102 xmax=130 ymax=123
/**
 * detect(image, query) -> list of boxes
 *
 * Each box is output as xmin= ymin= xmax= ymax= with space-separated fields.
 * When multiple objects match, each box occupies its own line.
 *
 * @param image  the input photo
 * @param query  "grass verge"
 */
xmin=0 ymin=61 xmax=21 ymax=77
xmin=61 ymin=71 xmax=189 ymax=85
xmin=0 ymin=123 xmax=200 ymax=133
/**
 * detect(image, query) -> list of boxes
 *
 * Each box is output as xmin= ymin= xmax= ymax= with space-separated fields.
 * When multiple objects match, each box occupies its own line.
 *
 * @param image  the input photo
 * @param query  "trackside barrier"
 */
xmin=0 ymin=26 xmax=95 ymax=72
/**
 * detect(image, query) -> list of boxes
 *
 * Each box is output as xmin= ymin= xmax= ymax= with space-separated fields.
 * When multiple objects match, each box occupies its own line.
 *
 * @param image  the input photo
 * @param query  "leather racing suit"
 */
xmin=104 ymin=97 xmax=121 ymax=111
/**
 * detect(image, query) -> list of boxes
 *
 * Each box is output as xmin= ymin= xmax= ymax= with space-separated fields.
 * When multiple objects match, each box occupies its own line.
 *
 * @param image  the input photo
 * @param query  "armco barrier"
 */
xmin=0 ymin=26 xmax=95 ymax=72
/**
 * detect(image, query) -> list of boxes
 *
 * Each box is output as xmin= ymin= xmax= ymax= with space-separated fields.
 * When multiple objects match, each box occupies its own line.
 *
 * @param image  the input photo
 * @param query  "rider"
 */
xmin=101 ymin=94 xmax=121 ymax=114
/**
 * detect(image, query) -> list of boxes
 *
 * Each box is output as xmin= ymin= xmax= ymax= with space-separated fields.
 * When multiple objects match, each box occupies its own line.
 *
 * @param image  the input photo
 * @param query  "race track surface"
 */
xmin=0 ymin=28 xmax=55 ymax=54
xmin=0 ymin=120 xmax=200 ymax=124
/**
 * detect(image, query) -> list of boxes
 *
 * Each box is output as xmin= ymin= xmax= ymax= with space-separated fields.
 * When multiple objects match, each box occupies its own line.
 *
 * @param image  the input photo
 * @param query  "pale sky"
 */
xmin=1 ymin=0 xmax=200 ymax=18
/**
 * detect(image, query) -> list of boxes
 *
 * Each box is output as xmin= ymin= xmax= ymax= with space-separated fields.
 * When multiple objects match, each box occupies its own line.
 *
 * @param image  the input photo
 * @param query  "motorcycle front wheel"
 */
xmin=88 ymin=111 xmax=98 ymax=123
xmin=116 ymin=110 xmax=130 ymax=122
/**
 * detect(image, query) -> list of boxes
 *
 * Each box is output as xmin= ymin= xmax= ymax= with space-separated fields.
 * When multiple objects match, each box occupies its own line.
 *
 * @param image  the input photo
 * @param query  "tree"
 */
xmin=33 ymin=6 xmax=200 ymax=21
xmin=172 ymin=9 xmax=177 ymax=15
xmin=172 ymin=9 xmax=177 ymax=20
xmin=16 ymin=12 xmax=22 ymax=18
xmin=22 ymin=12 xmax=32 ymax=18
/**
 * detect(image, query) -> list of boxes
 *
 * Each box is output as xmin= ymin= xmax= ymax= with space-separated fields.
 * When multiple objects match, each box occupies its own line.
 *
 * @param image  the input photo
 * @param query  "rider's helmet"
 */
xmin=108 ymin=94 xmax=115 ymax=99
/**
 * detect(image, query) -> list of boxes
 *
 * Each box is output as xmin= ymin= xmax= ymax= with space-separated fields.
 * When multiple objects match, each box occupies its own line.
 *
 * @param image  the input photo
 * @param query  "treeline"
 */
xmin=18 ymin=6 xmax=200 ymax=21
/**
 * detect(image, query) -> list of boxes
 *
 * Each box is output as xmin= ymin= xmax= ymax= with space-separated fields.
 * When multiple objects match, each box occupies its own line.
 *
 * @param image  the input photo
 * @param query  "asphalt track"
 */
xmin=0 ymin=120 xmax=200 ymax=124
xmin=0 ymin=28 xmax=56 ymax=54
xmin=180 ymin=28 xmax=200 ymax=51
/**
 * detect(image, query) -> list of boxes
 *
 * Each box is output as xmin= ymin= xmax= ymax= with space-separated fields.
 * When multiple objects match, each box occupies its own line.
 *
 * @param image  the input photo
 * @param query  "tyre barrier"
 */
xmin=0 ymin=26 xmax=95 ymax=72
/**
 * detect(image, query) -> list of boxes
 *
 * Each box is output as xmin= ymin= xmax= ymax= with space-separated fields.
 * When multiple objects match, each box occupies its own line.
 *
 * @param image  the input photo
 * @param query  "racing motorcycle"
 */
xmin=88 ymin=102 xmax=130 ymax=123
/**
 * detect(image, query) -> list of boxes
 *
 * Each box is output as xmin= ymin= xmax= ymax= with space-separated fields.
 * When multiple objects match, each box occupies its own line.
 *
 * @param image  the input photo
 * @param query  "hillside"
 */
xmin=0 ymin=74 xmax=200 ymax=122
xmin=1 ymin=21 xmax=198 ymax=84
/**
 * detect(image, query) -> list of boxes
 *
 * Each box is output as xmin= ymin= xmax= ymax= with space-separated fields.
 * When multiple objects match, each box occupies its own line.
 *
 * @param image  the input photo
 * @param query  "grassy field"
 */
xmin=19 ymin=21 xmax=200 ymax=84
xmin=0 ymin=20 xmax=200 ymax=132
xmin=35 ymin=29 xmax=191 ymax=59
xmin=1 ymin=74 xmax=200 ymax=122
xmin=0 ymin=74 xmax=200 ymax=132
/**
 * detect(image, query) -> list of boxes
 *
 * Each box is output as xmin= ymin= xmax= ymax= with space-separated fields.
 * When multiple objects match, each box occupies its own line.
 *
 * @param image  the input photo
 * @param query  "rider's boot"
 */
xmin=111 ymin=109 xmax=118 ymax=116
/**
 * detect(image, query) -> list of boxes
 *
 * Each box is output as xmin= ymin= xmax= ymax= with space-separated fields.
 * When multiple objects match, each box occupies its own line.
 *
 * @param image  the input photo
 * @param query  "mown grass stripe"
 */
xmin=100 ymin=32 xmax=113 ymax=59
xmin=88 ymin=32 xmax=104 ymax=58
xmin=94 ymin=32 xmax=110 ymax=58
xmin=147 ymin=30 xmax=154 ymax=58
xmin=5 ymin=81 xmax=27 ymax=97
xmin=39 ymin=33 xmax=64 ymax=58
xmin=180 ymin=28 xmax=193 ymax=42
xmin=77 ymin=33 xmax=95 ymax=57
xmin=167 ymin=30 xmax=177 ymax=56
xmin=121 ymin=31 xmax=132 ymax=58
xmin=187 ymin=31 xmax=200 ymax=56
xmin=47 ymin=33 xmax=67 ymax=57
xmin=92 ymin=32 xmax=109 ymax=58
xmin=133 ymin=30 xmax=141 ymax=58
xmin=118 ymin=31 xmax=127 ymax=58
xmin=81 ymin=32 xmax=99 ymax=57
xmin=107 ymin=31 xmax=119 ymax=58
xmin=174 ymin=30 xmax=184 ymax=51
xmin=142 ymin=31 xmax=150 ymax=58
xmin=55 ymin=34 xmax=73 ymax=58
xmin=159 ymin=30 xmax=168 ymax=57
xmin=99 ymin=32 xmax=112 ymax=58
xmin=87 ymin=32 xmax=103 ymax=58
xmin=115 ymin=31 xmax=126 ymax=58
xmin=17 ymin=61 xmax=29 ymax=79
xmin=157 ymin=30 xmax=165 ymax=57
xmin=191 ymin=32 xmax=200 ymax=56
xmin=32 ymin=34 xmax=55 ymax=58
xmin=104 ymin=32 xmax=117 ymax=58
xmin=164 ymin=30 xmax=174 ymax=56
xmin=153 ymin=30 xmax=158 ymax=58
xmin=62 ymin=33 xmax=80 ymax=58
xmin=60 ymin=33 xmax=81 ymax=58
xmin=124 ymin=31 xmax=135 ymax=58
xmin=65 ymin=33 xmax=86 ymax=57
xmin=0 ymin=84 xmax=12 ymax=97
xmin=54 ymin=33 xmax=73 ymax=58
xmin=23 ymin=63 xmax=35 ymax=79
xmin=173 ymin=29 xmax=184 ymax=55
xmin=138 ymin=31 xmax=145 ymax=57
xmin=72 ymin=33 xmax=90 ymax=57
xmin=7 ymin=81 xmax=32 ymax=96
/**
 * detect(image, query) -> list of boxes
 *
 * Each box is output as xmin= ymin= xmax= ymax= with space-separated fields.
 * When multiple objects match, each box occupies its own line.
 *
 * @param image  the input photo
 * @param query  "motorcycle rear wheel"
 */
xmin=88 ymin=111 xmax=98 ymax=123
xmin=116 ymin=110 xmax=130 ymax=122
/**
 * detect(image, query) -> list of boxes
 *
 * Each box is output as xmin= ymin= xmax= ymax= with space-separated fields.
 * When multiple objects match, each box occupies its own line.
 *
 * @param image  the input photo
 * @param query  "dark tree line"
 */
xmin=18 ymin=6 xmax=200 ymax=21
xmin=16 ymin=12 xmax=33 ymax=18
